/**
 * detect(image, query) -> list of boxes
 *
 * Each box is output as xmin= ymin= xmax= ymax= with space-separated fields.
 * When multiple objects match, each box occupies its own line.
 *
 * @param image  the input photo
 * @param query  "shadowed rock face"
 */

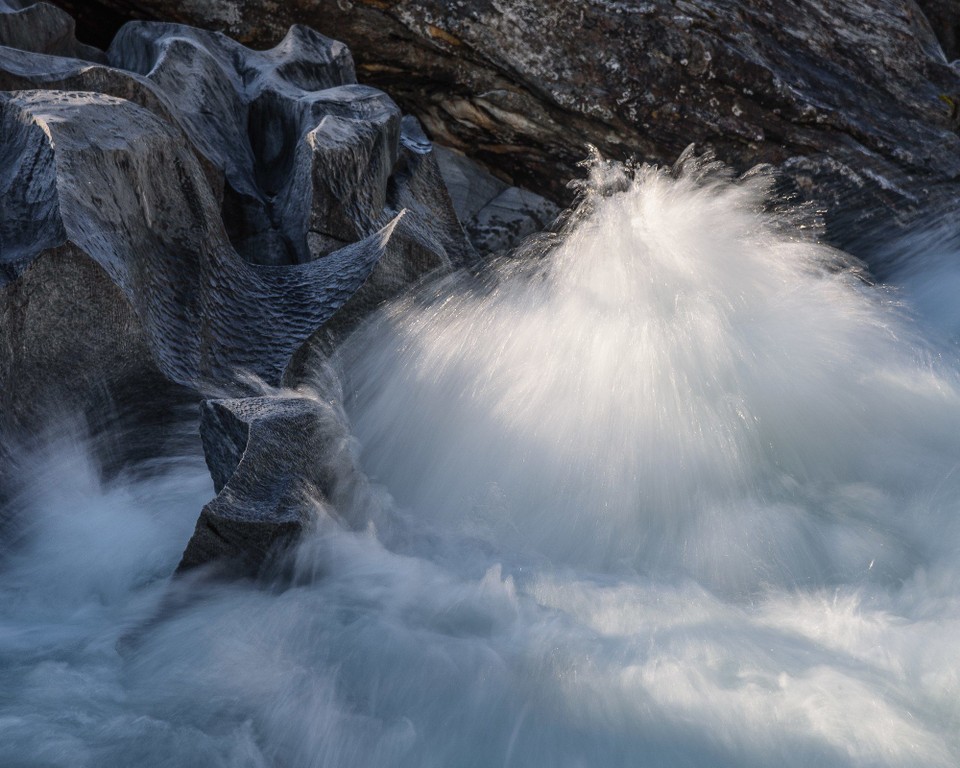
xmin=0 ymin=0 xmax=104 ymax=61
xmin=434 ymin=145 xmax=559 ymax=255
xmin=917 ymin=0 xmax=960 ymax=60
xmin=179 ymin=390 xmax=364 ymax=575
xmin=0 ymin=3 xmax=475 ymax=571
xmin=50 ymin=0 xmax=960 ymax=253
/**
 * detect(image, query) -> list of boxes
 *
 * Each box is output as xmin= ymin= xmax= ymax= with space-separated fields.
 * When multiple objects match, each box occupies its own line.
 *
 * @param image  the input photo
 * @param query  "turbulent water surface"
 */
xmin=3 ymin=158 xmax=960 ymax=767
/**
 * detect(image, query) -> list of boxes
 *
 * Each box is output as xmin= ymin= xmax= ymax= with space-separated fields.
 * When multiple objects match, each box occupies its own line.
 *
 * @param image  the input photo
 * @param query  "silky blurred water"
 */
xmin=3 ymin=159 xmax=960 ymax=767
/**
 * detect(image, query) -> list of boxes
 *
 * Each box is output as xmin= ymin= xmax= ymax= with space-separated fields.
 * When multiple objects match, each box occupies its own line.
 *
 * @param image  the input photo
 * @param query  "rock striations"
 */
xmin=180 ymin=390 xmax=364 ymax=575
xmin=52 ymin=0 xmax=960 ymax=253
xmin=0 ymin=1 xmax=475 ymax=573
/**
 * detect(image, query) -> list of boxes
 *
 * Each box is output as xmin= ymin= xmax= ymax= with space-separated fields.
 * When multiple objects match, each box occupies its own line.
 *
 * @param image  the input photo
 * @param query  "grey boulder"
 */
xmin=179 ymin=391 xmax=363 ymax=575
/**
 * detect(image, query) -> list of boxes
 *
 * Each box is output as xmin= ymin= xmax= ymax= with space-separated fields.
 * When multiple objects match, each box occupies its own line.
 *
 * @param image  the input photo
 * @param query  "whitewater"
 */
xmin=2 ymin=155 xmax=959 ymax=767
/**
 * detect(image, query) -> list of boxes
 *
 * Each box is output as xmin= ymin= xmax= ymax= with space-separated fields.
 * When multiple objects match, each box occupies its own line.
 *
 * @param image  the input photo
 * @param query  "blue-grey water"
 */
xmin=2 ymin=160 xmax=960 ymax=766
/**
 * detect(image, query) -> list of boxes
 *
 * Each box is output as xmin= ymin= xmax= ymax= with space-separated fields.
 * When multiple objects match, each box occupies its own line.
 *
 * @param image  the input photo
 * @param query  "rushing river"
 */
xmin=2 ymin=158 xmax=959 ymax=767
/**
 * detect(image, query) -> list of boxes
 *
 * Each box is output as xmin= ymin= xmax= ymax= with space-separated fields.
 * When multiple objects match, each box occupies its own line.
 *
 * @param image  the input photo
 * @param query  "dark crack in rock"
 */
xmin=917 ymin=0 xmax=960 ymax=61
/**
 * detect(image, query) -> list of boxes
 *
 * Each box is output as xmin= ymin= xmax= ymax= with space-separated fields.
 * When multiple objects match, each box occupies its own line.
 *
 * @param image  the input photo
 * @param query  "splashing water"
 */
xmin=343 ymin=158 xmax=960 ymax=594
xmin=3 ymin=159 xmax=960 ymax=767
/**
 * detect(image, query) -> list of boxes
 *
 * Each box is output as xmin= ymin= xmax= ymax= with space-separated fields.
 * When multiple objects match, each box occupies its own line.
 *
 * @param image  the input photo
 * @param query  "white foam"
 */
xmin=341 ymin=160 xmax=960 ymax=594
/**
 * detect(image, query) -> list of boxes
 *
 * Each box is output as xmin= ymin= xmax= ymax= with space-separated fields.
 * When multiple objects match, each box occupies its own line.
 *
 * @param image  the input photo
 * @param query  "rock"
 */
xmin=0 ymin=4 xmax=474 ymax=436
xmin=0 ymin=243 xmax=173 ymax=435
xmin=467 ymin=186 xmax=560 ymax=255
xmin=52 ymin=0 xmax=960 ymax=254
xmin=0 ymin=2 xmax=476 ymax=572
xmin=0 ymin=89 xmax=392 ymax=393
xmin=434 ymin=145 xmax=560 ymax=254
xmin=103 ymin=20 xmax=474 ymax=273
xmin=434 ymin=145 xmax=511 ymax=225
xmin=0 ymin=0 xmax=105 ymax=62
xmin=178 ymin=387 xmax=364 ymax=574
xmin=916 ymin=0 xmax=960 ymax=60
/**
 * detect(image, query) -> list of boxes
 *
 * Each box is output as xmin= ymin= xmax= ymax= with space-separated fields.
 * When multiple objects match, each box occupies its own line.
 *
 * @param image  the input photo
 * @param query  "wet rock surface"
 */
xmin=0 ymin=2 xmax=473 ymax=571
xmin=52 ymin=0 xmax=960 ymax=253
xmin=435 ymin=145 xmax=559 ymax=254
xmin=178 ymin=389 xmax=362 ymax=575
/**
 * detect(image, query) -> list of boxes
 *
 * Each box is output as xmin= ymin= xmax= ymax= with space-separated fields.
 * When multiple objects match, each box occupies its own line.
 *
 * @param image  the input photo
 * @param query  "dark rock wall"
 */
xmin=49 ymin=0 xmax=960 ymax=252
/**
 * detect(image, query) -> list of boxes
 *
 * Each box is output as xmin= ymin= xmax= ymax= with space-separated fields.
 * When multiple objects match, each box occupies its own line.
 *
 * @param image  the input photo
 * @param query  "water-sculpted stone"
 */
xmin=1 ymin=90 xmax=394 ymax=391
xmin=0 ymin=0 xmax=103 ymax=61
xmin=179 ymin=390 xmax=362 ymax=574
xmin=55 ymin=0 xmax=960 ymax=252
xmin=0 ymin=2 xmax=473 ymax=572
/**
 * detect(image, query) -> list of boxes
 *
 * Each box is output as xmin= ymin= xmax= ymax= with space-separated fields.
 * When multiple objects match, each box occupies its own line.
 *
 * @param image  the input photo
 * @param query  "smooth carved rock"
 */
xmin=105 ymin=21 xmax=473 ymax=274
xmin=0 ymin=90 xmax=392 ymax=393
xmin=54 ymin=0 xmax=960 ymax=252
xmin=108 ymin=21 xmax=362 ymax=265
xmin=0 ymin=5 xmax=474 ymax=431
xmin=1 ymin=14 xmax=472 ymax=268
xmin=178 ymin=392 xmax=363 ymax=574
xmin=0 ymin=0 xmax=104 ymax=62
xmin=0 ymin=3 xmax=476 ymax=571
